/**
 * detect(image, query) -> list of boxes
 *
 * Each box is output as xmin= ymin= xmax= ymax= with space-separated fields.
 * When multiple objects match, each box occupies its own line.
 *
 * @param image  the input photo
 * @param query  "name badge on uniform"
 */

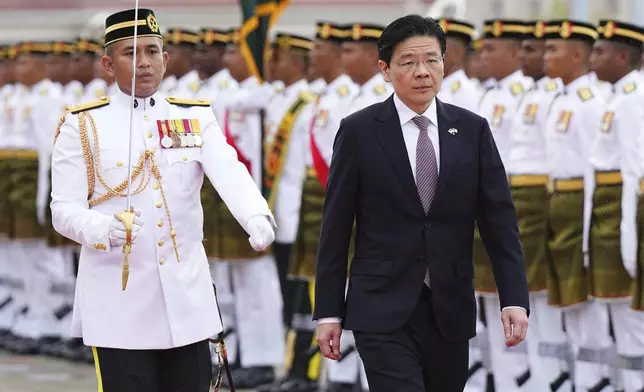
xmin=523 ymin=103 xmax=538 ymax=124
xmin=157 ymin=119 xmax=202 ymax=148
xmin=555 ymin=111 xmax=572 ymax=133
xmin=600 ymin=111 xmax=613 ymax=133
xmin=491 ymin=105 xmax=505 ymax=128
xmin=315 ymin=109 xmax=328 ymax=128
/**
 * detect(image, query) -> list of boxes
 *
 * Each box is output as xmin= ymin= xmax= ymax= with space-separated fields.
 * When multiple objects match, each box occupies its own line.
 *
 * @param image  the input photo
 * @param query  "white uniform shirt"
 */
xmin=82 ymin=78 xmax=109 ymax=102
xmin=51 ymin=89 xmax=273 ymax=349
xmin=197 ymin=68 xmax=237 ymax=123
xmin=348 ymin=73 xmax=392 ymax=114
xmin=545 ymin=73 xmax=605 ymax=255
xmin=169 ymin=70 xmax=201 ymax=98
xmin=478 ymin=70 xmax=532 ymax=164
xmin=438 ymin=69 xmax=480 ymax=113
xmin=507 ymin=77 xmax=562 ymax=175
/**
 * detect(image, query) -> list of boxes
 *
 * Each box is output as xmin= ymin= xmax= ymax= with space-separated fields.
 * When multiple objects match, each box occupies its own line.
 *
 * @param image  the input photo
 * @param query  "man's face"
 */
xmin=443 ymin=37 xmax=465 ymax=75
xmin=544 ymin=40 xmax=572 ymax=79
xmin=341 ymin=41 xmax=370 ymax=83
xmin=590 ymin=40 xmax=618 ymax=82
xmin=223 ymin=45 xmax=249 ymax=82
xmin=93 ymin=55 xmax=112 ymax=84
xmin=45 ymin=54 xmax=71 ymax=84
xmin=71 ymin=53 xmax=95 ymax=84
xmin=270 ymin=47 xmax=289 ymax=83
xmin=195 ymin=44 xmax=223 ymax=79
xmin=102 ymin=36 xmax=167 ymax=98
xmin=480 ymin=39 xmax=518 ymax=80
xmin=378 ymin=35 xmax=443 ymax=111
xmin=519 ymin=40 xmax=545 ymax=79
xmin=17 ymin=54 xmax=46 ymax=86
xmin=310 ymin=40 xmax=339 ymax=81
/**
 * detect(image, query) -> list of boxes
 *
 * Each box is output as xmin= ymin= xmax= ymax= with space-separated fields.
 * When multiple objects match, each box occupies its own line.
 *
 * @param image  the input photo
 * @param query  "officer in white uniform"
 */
xmin=589 ymin=19 xmax=644 ymax=392
xmin=542 ymin=19 xmax=614 ymax=392
xmin=474 ymin=19 xmax=533 ymax=392
xmin=50 ymin=9 xmax=275 ymax=391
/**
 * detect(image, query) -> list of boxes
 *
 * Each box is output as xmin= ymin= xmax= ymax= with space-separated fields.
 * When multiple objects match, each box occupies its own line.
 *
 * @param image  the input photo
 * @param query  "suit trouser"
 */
xmin=607 ymin=301 xmax=644 ymax=392
xmin=563 ymin=300 xmax=613 ymax=390
xmin=91 ymin=340 xmax=212 ymax=392
xmin=355 ymin=286 xmax=469 ymax=392
xmin=464 ymin=293 xmax=487 ymax=392
xmin=272 ymin=242 xmax=297 ymax=327
xmin=210 ymin=255 xmax=285 ymax=367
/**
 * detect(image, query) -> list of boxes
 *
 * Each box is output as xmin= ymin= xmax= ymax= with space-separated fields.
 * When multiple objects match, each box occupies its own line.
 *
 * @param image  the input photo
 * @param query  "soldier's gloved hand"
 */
xmin=623 ymin=259 xmax=637 ymax=279
xmin=108 ymin=210 xmax=144 ymax=247
xmin=247 ymin=215 xmax=275 ymax=251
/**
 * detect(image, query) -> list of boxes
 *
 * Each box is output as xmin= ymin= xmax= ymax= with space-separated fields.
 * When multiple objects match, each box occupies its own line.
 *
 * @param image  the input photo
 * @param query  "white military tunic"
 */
xmin=51 ymin=89 xmax=273 ymax=349
xmin=477 ymin=70 xmax=532 ymax=165
xmin=438 ymin=69 xmax=480 ymax=112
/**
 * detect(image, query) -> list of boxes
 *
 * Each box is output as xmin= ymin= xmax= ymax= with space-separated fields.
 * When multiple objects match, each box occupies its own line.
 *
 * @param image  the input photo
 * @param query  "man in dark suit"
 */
xmin=313 ymin=15 xmax=530 ymax=392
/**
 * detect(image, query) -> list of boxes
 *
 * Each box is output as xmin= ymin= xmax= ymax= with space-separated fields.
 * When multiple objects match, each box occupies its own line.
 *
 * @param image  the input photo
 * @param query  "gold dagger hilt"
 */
xmin=115 ymin=208 xmax=136 ymax=291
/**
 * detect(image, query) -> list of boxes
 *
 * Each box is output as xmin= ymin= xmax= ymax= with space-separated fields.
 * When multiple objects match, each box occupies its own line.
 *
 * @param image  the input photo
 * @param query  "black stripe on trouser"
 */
xmin=286 ymin=280 xmax=319 ymax=381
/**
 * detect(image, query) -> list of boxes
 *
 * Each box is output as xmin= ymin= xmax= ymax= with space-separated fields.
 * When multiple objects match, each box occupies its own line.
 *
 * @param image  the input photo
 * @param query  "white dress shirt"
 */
xmin=319 ymin=93 xmax=523 ymax=324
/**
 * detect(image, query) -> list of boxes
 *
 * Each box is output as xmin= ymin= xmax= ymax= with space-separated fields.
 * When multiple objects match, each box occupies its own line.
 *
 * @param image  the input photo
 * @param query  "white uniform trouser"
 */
xmin=327 ymin=330 xmax=369 ymax=390
xmin=210 ymin=255 xmax=284 ymax=367
xmin=0 ymin=236 xmax=19 ymax=330
xmin=607 ymin=301 xmax=644 ymax=392
xmin=11 ymin=239 xmax=60 ymax=339
xmin=464 ymin=293 xmax=487 ymax=392
xmin=527 ymin=294 xmax=573 ymax=392
xmin=563 ymin=300 xmax=613 ymax=390
xmin=483 ymin=296 xmax=532 ymax=392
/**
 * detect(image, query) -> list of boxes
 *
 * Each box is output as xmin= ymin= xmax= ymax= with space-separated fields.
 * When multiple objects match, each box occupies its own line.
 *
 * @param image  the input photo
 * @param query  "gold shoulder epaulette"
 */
xmin=166 ymin=97 xmax=211 ymax=107
xmin=577 ymin=87 xmax=594 ymax=102
xmin=70 ymin=96 xmax=110 ymax=114
xmin=623 ymin=82 xmax=637 ymax=94
xmin=545 ymin=80 xmax=558 ymax=92
xmin=373 ymin=84 xmax=387 ymax=96
xmin=337 ymin=85 xmax=349 ymax=97
xmin=450 ymin=80 xmax=462 ymax=93
xmin=510 ymin=82 xmax=524 ymax=96
xmin=298 ymin=91 xmax=315 ymax=102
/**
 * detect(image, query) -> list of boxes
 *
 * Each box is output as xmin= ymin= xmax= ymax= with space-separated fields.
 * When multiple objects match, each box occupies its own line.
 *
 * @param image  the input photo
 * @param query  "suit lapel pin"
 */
xmin=448 ymin=128 xmax=458 ymax=135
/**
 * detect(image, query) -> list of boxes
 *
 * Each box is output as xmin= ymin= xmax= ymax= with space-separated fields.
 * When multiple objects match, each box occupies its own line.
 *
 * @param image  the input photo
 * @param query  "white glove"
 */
xmin=108 ymin=210 xmax=144 ymax=247
xmin=247 ymin=215 xmax=275 ymax=251
xmin=624 ymin=259 xmax=637 ymax=279
xmin=583 ymin=252 xmax=589 ymax=269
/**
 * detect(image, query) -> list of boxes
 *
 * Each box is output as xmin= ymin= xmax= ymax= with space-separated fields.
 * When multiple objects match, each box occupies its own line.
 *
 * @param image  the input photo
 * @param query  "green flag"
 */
xmin=239 ymin=0 xmax=290 ymax=82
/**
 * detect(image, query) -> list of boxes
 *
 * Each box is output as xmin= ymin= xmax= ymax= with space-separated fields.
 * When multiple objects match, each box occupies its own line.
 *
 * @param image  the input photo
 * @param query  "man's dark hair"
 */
xmin=377 ymin=14 xmax=447 ymax=65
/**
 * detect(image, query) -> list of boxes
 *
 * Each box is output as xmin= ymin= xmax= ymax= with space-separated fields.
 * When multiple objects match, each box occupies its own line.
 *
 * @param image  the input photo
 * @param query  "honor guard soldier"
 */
xmin=50 ymin=9 xmax=276 ymax=391
xmin=1 ymin=41 xmax=54 ymax=356
xmin=261 ymin=32 xmax=314 ymax=330
xmin=78 ymin=38 xmax=109 ymax=101
xmin=49 ymin=41 xmax=85 ymax=107
xmin=161 ymin=27 xmax=201 ymax=97
xmin=590 ymin=19 xmax=644 ymax=392
xmin=436 ymin=18 xmax=479 ymax=112
xmin=542 ymin=19 xmax=615 ymax=392
xmin=474 ymin=19 xmax=533 ymax=392
xmin=259 ymin=21 xmax=359 ymax=392
xmin=322 ymin=21 xmax=391 ymax=392
xmin=507 ymin=20 xmax=572 ymax=391
xmin=195 ymin=27 xmax=235 ymax=120
xmin=204 ymin=28 xmax=285 ymax=389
